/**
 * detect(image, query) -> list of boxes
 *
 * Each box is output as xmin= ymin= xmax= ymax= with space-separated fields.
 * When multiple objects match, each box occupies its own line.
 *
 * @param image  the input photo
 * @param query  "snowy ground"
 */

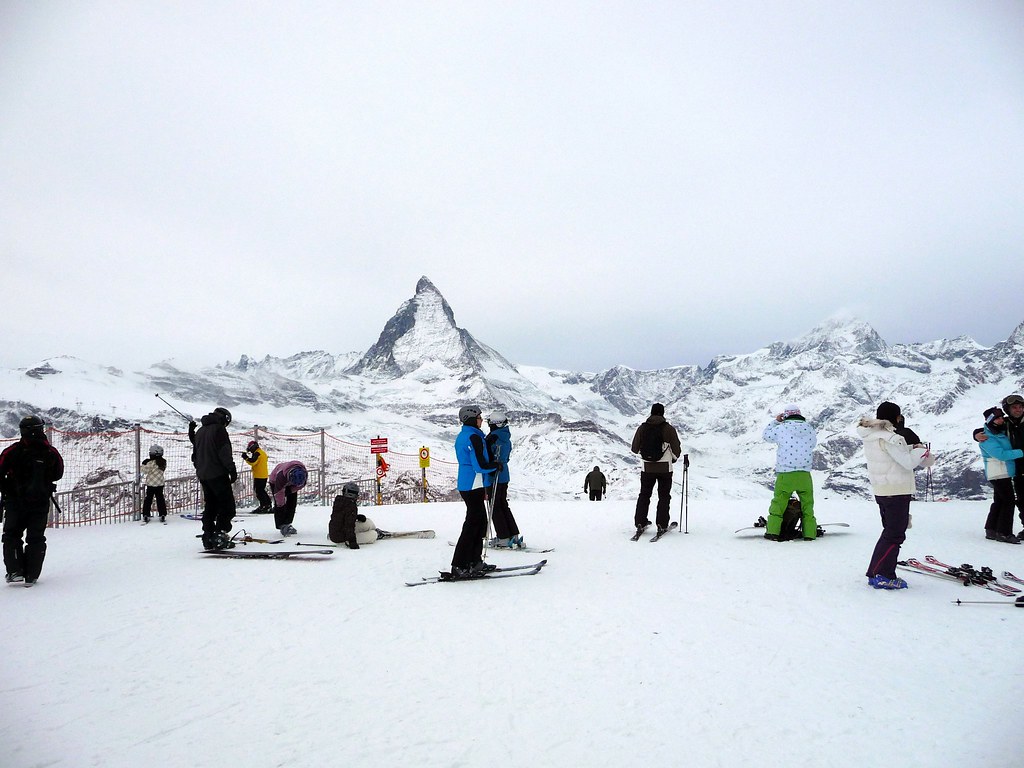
xmin=2 ymin=496 xmax=1020 ymax=768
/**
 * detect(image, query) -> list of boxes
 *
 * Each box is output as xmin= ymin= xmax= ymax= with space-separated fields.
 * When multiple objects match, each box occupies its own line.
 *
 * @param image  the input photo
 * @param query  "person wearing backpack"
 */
xmin=762 ymin=405 xmax=817 ymax=541
xmin=630 ymin=403 xmax=681 ymax=536
xmin=1 ymin=415 xmax=64 ymax=585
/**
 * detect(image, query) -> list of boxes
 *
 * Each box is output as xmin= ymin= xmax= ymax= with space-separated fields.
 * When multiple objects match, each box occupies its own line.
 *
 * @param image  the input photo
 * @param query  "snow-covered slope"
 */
xmin=2 ymin=277 xmax=1023 ymax=501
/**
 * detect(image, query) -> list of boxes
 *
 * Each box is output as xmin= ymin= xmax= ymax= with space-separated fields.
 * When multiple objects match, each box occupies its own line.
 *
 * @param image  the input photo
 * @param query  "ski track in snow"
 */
xmin=0 ymin=498 xmax=1020 ymax=767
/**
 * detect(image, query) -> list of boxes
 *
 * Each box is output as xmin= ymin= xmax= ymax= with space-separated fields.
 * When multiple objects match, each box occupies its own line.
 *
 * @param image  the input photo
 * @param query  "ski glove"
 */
xmin=228 ymin=469 xmax=238 ymax=484
xmin=346 ymin=541 xmax=359 ymax=550
xmin=356 ymin=514 xmax=366 ymax=523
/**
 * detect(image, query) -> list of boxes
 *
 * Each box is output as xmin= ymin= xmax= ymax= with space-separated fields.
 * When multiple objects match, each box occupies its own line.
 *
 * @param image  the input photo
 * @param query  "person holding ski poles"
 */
xmin=189 ymin=407 xmax=238 ymax=550
xmin=485 ymin=410 xmax=522 ymax=548
xmin=630 ymin=403 xmax=681 ymax=538
xmin=450 ymin=405 xmax=502 ymax=579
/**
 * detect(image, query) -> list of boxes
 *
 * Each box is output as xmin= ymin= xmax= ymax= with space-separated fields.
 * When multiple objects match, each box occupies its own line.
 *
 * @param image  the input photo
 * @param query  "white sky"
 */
xmin=2 ymin=1 xmax=1022 ymax=372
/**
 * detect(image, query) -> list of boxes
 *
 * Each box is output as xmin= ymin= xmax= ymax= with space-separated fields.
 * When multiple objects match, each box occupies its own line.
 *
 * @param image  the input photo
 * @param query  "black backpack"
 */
xmin=9 ymin=443 xmax=53 ymax=502
xmin=639 ymin=422 xmax=666 ymax=462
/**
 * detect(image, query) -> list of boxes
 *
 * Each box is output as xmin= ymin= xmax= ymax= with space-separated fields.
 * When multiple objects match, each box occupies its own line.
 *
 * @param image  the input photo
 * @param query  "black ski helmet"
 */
xmin=341 ymin=481 xmax=360 ymax=499
xmin=19 ymin=415 xmax=45 ymax=439
xmin=214 ymin=407 xmax=232 ymax=426
xmin=459 ymin=405 xmax=482 ymax=425
xmin=150 ymin=444 xmax=164 ymax=458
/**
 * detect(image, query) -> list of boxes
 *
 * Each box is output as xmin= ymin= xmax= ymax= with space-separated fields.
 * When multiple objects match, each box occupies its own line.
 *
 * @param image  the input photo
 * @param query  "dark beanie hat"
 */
xmin=651 ymin=403 xmax=665 ymax=416
xmin=876 ymin=401 xmax=901 ymax=424
xmin=984 ymin=407 xmax=1004 ymax=424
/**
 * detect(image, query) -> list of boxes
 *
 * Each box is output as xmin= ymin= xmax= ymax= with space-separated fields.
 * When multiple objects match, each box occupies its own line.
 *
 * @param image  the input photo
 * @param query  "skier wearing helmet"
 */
xmin=450 ymin=404 xmax=502 ymax=578
xmin=189 ymin=407 xmax=237 ymax=550
xmin=268 ymin=460 xmax=308 ymax=537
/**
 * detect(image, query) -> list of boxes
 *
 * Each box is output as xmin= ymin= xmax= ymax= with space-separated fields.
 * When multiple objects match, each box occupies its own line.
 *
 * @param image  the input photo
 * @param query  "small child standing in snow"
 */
xmin=140 ymin=445 xmax=168 ymax=523
xmin=328 ymin=482 xmax=379 ymax=548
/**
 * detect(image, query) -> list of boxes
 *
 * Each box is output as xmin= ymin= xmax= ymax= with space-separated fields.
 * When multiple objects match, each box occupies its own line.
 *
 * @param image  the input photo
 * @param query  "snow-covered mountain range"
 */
xmin=3 ymin=275 xmax=1022 ymax=502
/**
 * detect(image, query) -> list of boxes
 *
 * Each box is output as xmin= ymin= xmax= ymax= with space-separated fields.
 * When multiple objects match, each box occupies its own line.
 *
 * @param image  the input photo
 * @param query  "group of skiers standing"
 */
xmin=450 ymin=407 xmax=522 ymax=579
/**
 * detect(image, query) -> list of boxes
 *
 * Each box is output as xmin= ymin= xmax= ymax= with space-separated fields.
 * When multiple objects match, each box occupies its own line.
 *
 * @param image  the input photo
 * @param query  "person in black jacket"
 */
xmin=630 ymin=403 xmax=682 ymax=536
xmin=189 ymin=407 xmax=237 ymax=550
xmin=584 ymin=466 xmax=607 ymax=501
xmin=1 ymin=415 xmax=64 ymax=585
xmin=1001 ymin=394 xmax=1024 ymax=538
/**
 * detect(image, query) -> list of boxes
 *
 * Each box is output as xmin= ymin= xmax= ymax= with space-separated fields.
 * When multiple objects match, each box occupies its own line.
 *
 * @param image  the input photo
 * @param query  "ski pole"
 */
xmin=682 ymin=454 xmax=689 ymax=534
xmin=952 ymin=596 xmax=1024 ymax=607
xmin=483 ymin=445 xmax=501 ymax=560
xmin=155 ymin=393 xmax=192 ymax=423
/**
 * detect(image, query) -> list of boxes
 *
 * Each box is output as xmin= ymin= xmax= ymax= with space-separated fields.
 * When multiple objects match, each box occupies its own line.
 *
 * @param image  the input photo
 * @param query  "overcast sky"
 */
xmin=2 ymin=1 xmax=1022 ymax=374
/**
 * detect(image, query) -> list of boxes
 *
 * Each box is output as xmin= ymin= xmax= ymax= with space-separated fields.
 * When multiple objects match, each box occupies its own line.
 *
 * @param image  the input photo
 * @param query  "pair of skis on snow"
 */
xmin=898 ymin=556 xmax=1023 ymax=597
xmin=405 ymin=559 xmax=548 ymax=587
xmin=630 ymin=521 xmax=678 ymax=542
xmin=199 ymin=529 xmax=437 ymax=559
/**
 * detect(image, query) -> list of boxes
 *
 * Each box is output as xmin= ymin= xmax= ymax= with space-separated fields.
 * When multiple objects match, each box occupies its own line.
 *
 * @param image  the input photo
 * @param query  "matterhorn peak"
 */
xmin=347 ymin=276 xmax=513 ymax=379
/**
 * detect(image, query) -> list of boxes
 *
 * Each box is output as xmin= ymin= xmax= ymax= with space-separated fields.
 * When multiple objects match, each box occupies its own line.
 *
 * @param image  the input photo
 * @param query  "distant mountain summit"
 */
xmin=347 ymin=276 xmax=516 ymax=380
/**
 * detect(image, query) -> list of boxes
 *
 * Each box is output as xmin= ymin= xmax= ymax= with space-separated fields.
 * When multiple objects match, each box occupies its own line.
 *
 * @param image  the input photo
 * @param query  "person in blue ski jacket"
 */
xmin=451 ymin=405 xmax=502 ymax=578
xmin=978 ymin=407 xmax=1023 ymax=544
xmin=485 ymin=411 xmax=522 ymax=548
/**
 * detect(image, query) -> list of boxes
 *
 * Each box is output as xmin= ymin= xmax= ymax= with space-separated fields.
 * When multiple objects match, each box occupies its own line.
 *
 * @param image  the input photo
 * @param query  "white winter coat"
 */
xmin=763 ymin=417 xmax=816 ymax=473
xmin=856 ymin=418 xmax=934 ymax=497
xmin=354 ymin=516 xmax=379 ymax=545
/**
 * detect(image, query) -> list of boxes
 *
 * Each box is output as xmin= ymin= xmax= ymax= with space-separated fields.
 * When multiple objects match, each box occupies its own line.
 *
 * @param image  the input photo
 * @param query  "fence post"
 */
xmin=320 ymin=428 xmax=326 ymax=505
xmin=133 ymin=425 xmax=142 ymax=521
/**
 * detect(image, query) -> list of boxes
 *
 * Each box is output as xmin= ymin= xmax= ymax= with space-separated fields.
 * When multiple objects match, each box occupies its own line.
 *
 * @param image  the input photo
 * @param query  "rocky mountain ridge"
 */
xmin=3 ymin=276 xmax=1022 ymax=502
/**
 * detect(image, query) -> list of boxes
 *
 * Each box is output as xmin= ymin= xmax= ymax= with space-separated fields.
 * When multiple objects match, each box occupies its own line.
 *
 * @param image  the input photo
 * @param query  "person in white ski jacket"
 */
xmin=857 ymin=401 xmax=934 ymax=589
xmin=762 ymin=404 xmax=817 ymax=540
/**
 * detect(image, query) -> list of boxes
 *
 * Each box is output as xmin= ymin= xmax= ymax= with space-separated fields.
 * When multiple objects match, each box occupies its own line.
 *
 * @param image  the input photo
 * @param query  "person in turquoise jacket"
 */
xmin=485 ymin=411 xmax=522 ymax=548
xmin=451 ymin=405 xmax=502 ymax=577
xmin=978 ymin=407 xmax=1022 ymax=543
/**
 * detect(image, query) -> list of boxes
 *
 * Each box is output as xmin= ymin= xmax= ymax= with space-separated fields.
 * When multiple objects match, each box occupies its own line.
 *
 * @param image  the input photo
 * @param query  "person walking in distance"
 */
xmin=451 ymin=405 xmax=502 ymax=578
xmin=485 ymin=411 xmax=522 ymax=548
xmin=189 ymin=407 xmax=238 ymax=550
xmin=584 ymin=466 xmax=607 ymax=501
xmin=761 ymin=405 xmax=817 ymax=541
xmin=857 ymin=401 xmax=935 ymax=590
xmin=241 ymin=440 xmax=271 ymax=513
xmin=630 ymin=403 xmax=682 ymax=537
xmin=268 ymin=460 xmax=308 ymax=537
xmin=140 ymin=444 xmax=168 ymax=523
xmin=1 ymin=416 xmax=64 ymax=586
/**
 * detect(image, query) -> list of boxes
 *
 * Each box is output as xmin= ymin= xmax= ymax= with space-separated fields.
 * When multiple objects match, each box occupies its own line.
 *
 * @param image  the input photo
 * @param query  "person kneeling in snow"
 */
xmin=268 ymin=460 xmax=307 ymax=537
xmin=329 ymin=482 xmax=378 ymax=549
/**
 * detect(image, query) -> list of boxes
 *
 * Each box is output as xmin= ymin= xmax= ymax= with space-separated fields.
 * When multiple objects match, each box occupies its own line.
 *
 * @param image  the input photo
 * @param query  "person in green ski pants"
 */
xmin=762 ymin=405 xmax=817 ymax=540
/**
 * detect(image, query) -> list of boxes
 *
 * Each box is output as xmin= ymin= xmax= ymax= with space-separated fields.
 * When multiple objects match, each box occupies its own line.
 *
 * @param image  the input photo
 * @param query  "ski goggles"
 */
xmin=1004 ymin=394 xmax=1024 ymax=407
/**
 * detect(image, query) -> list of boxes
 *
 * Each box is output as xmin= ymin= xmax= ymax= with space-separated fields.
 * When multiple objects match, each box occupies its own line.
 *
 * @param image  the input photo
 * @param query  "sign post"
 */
xmin=418 ymin=446 xmax=430 ymax=502
xmin=371 ymin=437 xmax=389 ymax=505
